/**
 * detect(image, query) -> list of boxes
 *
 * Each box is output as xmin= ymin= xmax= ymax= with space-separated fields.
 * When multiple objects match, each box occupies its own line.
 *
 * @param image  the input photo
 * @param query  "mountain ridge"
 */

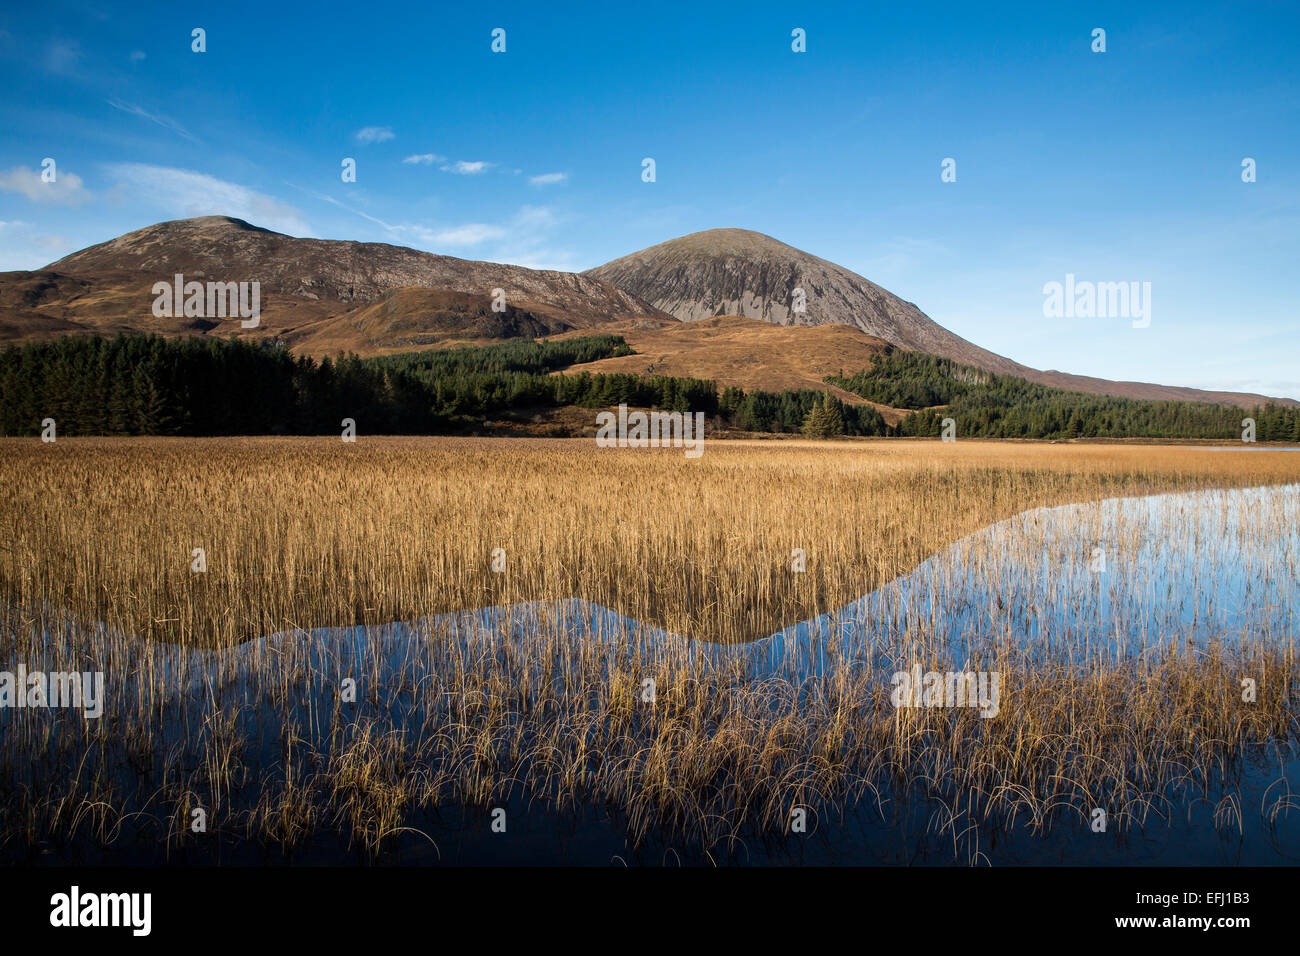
xmin=584 ymin=227 xmax=1294 ymax=408
xmin=0 ymin=216 xmax=1291 ymax=409
xmin=48 ymin=215 xmax=662 ymax=318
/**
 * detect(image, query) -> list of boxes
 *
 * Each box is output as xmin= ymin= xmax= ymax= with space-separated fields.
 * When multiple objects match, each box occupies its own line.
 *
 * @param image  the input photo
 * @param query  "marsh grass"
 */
xmin=4 ymin=436 xmax=1298 ymax=646
xmin=0 ymin=437 xmax=1297 ymax=862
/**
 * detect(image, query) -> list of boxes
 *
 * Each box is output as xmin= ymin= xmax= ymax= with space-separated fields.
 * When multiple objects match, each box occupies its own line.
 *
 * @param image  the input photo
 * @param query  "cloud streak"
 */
xmin=106 ymin=163 xmax=312 ymax=236
xmin=0 ymin=166 xmax=91 ymax=205
xmin=107 ymin=98 xmax=198 ymax=143
xmin=0 ymin=220 xmax=75 ymax=270
xmin=44 ymin=40 xmax=81 ymax=75
xmin=440 ymin=160 xmax=491 ymax=175
xmin=354 ymin=126 xmax=395 ymax=144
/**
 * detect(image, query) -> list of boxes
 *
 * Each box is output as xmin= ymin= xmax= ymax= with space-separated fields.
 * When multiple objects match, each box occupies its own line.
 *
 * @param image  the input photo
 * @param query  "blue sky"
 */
xmin=1 ymin=0 xmax=1297 ymax=398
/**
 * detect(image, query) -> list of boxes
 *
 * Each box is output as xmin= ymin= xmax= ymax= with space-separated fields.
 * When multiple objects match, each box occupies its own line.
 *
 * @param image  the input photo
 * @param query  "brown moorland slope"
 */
xmin=552 ymin=315 xmax=914 ymax=423
xmin=282 ymin=288 xmax=583 ymax=357
xmin=0 ymin=216 xmax=666 ymax=351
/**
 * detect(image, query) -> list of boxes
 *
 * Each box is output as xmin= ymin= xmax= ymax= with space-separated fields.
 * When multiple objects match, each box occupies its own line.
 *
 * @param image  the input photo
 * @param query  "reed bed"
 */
xmin=0 ymin=436 xmax=1297 ymax=863
xmin=3 ymin=436 xmax=1297 ymax=646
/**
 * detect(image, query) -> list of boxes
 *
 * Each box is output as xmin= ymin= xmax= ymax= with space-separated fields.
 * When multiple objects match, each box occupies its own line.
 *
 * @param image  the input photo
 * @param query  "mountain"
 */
xmin=48 ymin=217 xmax=657 ymax=316
xmin=0 ymin=216 xmax=663 ymax=355
xmin=1 ymin=217 xmax=1291 ymax=409
xmin=585 ymin=228 xmax=1293 ymax=408
xmin=584 ymin=228 xmax=1009 ymax=365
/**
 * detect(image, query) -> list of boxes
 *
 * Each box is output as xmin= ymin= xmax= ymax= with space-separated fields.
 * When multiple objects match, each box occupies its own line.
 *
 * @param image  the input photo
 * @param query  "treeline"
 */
xmin=375 ymin=337 xmax=718 ymax=420
xmin=829 ymin=349 xmax=989 ymax=408
xmin=372 ymin=335 xmax=634 ymax=376
xmin=0 ymin=333 xmax=432 ymax=436
xmin=0 ymin=333 xmax=709 ymax=436
xmin=828 ymin=348 xmax=1300 ymax=441
xmin=719 ymin=386 xmax=887 ymax=436
xmin=7 ymin=333 xmax=1294 ymax=441
xmin=0 ymin=333 xmax=856 ymax=437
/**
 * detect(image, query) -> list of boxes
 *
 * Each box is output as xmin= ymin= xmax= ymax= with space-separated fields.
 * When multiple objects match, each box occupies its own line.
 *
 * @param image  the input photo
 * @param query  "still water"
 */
xmin=16 ymin=484 xmax=1300 ymax=865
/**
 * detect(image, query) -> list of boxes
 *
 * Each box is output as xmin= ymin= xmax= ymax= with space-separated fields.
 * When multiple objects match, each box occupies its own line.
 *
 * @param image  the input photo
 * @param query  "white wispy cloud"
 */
xmin=440 ymin=160 xmax=491 ymax=175
xmin=107 ymin=98 xmax=198 ymax=143
xmin=287 ymin=182 xmax=574 ymax=269
xmin=44 ymin=39 xmax=81 ymax=75
xmin=402 ymin=153 xmax=446 ymax=165
xmin=400 ymin=205 xmax=573 ymax=269
xmin=854 ymin=237 xmax=951 ymax=280
xmin=511 ymin=205 xmax=559 ymax=231
xmin=0 ymin=220 xmax=75 ymax=270
xmin=528 ymin=172 xmax=568 ymax=186
xmin=424 ymin=223 xmax=507 ymax=245
xmin=105 ymin=163 xmax=312 ymax=235
xmin=129 ymin=50 xmax=146 ymax=63
xmin=291 ymin=186 xmax=397 ymax=230
xmin=0 ymin=166 xmax=91 ymax=205
xmin=484 ymin=206 xmax=575 ymax=270
xmin=355 ymin=126 xmax=395 ymax=144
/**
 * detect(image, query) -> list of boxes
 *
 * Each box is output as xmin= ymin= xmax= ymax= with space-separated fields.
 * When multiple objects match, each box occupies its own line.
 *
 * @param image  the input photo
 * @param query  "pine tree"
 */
xmin=802 ymin=396 xmax=844 ymax=439
xmin=824 ymin=397 xmax=845 ymax=435
xmin=133 ymin=366 xmax=172 ymax=435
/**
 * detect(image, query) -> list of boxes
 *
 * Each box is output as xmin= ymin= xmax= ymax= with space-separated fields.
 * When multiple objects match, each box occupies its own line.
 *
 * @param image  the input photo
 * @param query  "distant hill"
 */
xmin=0 ymin=216 xmax=1292 ymax=410
xmin=585 ymin=228 xmax=1295 ymax=408
xmin=0 ymin=215 xmax=663 ymax=353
